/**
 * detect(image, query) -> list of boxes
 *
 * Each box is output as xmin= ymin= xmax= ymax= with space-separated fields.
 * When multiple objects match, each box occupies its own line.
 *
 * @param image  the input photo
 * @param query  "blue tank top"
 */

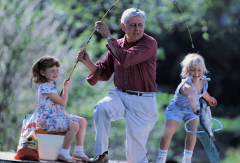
xmin=169 ymin=76 xmax=210 ymax=109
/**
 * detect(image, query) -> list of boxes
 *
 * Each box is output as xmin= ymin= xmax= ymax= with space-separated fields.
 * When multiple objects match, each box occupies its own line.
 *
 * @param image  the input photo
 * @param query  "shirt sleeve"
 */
xmin=87 ymin=52 xmax=114 ymax=86
xmin=40 ymin=83 xmax=57 ymax=94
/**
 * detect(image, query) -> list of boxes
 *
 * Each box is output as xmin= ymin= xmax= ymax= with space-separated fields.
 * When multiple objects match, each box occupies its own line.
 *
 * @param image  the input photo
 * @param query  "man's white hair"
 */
xmin=121 ymin=8 xmax=146 ymax=25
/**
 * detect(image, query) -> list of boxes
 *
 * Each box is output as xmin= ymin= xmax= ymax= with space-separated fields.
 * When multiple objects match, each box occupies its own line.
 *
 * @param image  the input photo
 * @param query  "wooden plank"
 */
xmin=36 ymin=129 xmax=66 ymax=135
xmin=0 ymin=152 xmax=127 ymax=163
xmin=0 ymin=152 xmax=63 ymax=162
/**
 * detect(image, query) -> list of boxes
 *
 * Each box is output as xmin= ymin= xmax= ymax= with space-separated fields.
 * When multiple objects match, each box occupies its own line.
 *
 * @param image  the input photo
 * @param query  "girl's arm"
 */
xmin=46 ymin=79 xmax=70 ymax=106
xmin=203 ymin=91 xmax=217 ymax=106
xmin=181 ymin=84 xmax=200 ymax=114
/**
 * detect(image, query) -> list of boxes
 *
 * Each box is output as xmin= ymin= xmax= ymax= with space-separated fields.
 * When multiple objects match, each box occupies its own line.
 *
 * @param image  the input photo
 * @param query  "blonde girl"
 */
xmin=156 ymin=53 xmax=217 ymax=163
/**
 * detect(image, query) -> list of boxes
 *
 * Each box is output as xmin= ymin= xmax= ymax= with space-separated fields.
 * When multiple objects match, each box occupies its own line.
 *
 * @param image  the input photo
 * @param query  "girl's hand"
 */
xmin=208 ymin=96 xmax=217 ymax=106
xmin=192 ymin=106 xmax=200 ymax=115
xmin=63 ymin=78 xmax=71 ymax=89
xmin=203 ymin=92 xmax=217 ymax=106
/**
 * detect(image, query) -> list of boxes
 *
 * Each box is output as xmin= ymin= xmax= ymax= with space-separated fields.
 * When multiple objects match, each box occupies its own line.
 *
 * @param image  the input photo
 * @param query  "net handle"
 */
xmin=185 ymin=117 xmax=223 ymax=134
xmin=185 ymin=117 xmax=200 ymax=134
xmin=212 ymin=118 xmax=223 ymax=132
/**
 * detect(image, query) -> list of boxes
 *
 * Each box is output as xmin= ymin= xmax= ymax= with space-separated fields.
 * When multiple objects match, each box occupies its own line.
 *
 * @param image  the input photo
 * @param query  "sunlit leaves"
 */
xmin=157 ymin=48 xmax=166 ymax=60
xmin=202 ymin=32 xmax=209 ymax=41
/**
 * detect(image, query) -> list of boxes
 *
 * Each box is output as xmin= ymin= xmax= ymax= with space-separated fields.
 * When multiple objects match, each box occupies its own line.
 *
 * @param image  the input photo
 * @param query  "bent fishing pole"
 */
xmin=60 ymin=0 xmax=121 ymax=95
xmin=172 ymin=0 xmax=195 ymax=50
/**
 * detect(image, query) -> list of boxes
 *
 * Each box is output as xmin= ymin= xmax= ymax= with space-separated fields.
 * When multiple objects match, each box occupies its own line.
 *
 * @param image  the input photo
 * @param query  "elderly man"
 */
xmin=77 ymin=8 xmax=158 ymax=163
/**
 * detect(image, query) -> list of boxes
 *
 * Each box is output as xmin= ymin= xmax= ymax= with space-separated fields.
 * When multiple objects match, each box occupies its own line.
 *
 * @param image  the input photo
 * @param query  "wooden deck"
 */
xmin=0 ymin=152 xmax=127 ymax=163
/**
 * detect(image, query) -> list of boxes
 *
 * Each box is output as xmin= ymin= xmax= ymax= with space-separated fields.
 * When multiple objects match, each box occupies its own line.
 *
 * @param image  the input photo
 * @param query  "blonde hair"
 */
xmin=31 ymin=55 xmax=60 ymax=84
xmin=180 ymin=53 xmax=209 ymax=78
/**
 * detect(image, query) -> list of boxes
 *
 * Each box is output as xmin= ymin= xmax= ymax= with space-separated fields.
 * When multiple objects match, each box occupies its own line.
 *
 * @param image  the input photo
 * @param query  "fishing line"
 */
xmin=172 ymin=0 xmax=195 ymax=50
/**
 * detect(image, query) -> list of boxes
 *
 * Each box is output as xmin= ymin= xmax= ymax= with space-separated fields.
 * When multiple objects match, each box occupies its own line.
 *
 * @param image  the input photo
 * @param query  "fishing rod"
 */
xmin=172 ymin=0 xmax=195 ymax=50
xmin=67 ymin=0 xmax=121 ymax=79
xmin=60 ymin=0 xmax=121 ymax=95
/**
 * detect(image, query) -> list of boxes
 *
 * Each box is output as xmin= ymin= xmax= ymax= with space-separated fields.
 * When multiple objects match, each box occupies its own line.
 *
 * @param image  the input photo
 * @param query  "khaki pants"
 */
xmin=93 ymin=88 xmax=158 ymax=163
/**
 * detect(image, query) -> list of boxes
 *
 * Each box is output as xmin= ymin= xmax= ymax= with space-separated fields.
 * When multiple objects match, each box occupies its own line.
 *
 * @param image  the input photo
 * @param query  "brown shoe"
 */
xmin=92 ymin=152 xmax=108 ymax=163
xmin=57 ymin=154 xmax=77 ymax=162
xmin=72 ymin=154 xmax=92 ymax=162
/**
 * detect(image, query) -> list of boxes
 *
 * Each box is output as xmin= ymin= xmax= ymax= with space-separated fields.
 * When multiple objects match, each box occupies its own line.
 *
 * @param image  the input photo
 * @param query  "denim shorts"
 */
xmin=165 ymin=103 xmax=198 ymax=123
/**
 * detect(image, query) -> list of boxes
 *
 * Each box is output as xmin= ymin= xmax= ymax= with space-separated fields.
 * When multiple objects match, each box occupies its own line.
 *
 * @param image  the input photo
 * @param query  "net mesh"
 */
xmin=185 ymin=117 xmax=222 ymax=163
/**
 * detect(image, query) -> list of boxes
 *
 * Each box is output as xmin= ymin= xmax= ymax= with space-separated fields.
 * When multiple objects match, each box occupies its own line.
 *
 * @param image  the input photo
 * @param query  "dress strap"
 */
xmin=201 ymin=75 xmax=211 ymax=81
xmin=200 ymin=75 xmax=210 ymax=96
xmin=176 ymin=76 xmax=195 ymax=93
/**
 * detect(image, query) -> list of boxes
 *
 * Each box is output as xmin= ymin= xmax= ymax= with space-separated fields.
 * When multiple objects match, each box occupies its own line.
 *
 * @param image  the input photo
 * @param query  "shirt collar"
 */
xmin=123 ymin=33 xmax=146 ymax=47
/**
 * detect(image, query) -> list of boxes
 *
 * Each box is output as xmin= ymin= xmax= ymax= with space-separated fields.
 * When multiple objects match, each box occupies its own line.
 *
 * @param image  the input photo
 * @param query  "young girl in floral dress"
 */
xmin=32 ymin=55 xmax=91 ymax=162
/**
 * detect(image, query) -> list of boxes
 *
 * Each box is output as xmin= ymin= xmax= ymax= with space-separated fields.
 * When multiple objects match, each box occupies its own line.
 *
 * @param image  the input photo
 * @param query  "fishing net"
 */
xmin=185 ymin=117 xmax=223 ymax=163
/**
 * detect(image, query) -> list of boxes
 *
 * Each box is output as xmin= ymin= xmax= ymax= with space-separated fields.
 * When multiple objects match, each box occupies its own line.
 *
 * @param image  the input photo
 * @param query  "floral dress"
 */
xmin=36 ymin=82 xmax=79 ymax=132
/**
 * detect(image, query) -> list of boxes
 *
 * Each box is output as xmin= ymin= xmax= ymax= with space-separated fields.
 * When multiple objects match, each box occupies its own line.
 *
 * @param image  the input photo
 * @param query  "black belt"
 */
xmin=121 ymin=89 xmax=143 ymax=96
xmin=118 ymin=88 xmax=155 ymax=97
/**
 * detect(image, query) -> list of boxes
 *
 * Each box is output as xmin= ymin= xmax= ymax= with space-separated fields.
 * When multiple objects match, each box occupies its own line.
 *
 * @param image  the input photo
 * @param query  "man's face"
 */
xmin=121 ymin=15 xmax=144 ymax=43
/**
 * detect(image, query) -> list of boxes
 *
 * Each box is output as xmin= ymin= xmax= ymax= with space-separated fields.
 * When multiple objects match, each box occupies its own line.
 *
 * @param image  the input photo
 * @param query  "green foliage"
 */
xmin=217 ymin=117 xmax=240 ymax=133
xmin=202 ymin=32 xmax=209 ymax=41
xmin=157 ymin=48 xmax=166 ymax=60
xmin=0 ymin=0 xmax=78 ymax=151
xmin=222 ymin=146 xmax=240 ymax=163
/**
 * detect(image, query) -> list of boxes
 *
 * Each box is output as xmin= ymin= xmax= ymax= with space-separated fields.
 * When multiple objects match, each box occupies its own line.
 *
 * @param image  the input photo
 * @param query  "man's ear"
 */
xmin=40 ymin=70 xmax=45 ymax=76
xmin=121 ymin=23 xmax=125 ymax=32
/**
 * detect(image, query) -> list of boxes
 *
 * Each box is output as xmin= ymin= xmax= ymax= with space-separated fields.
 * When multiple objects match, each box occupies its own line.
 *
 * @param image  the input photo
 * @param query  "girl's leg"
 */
xmin=58 ymin=121 xmax=79 ymax=162
xmin=184 ymin=118 xmax=198 ymax=151
xmin=182 ymin=118 xmax=198 ymax=162
xmin=160 ymin=120 xmax=180 ymax=150
xmin=62 ymin=121 xmax=79 ymax=149
xmin=156 ymin=120 xmax=180 ymax=162
xmin=72 ymin=117 xmax=91 ymax=162
xmin=75 ymin=117 xmax=87 ymax=145
xmin=185 ymin=133 xmax=197 ymax=151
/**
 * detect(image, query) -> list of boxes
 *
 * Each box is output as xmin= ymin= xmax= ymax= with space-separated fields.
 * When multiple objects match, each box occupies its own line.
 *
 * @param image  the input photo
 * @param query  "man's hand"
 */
xmin=77 ymin=49 xmax=90 ymax=63
xmin=95 ymin=21 xmax=111 ymax=38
